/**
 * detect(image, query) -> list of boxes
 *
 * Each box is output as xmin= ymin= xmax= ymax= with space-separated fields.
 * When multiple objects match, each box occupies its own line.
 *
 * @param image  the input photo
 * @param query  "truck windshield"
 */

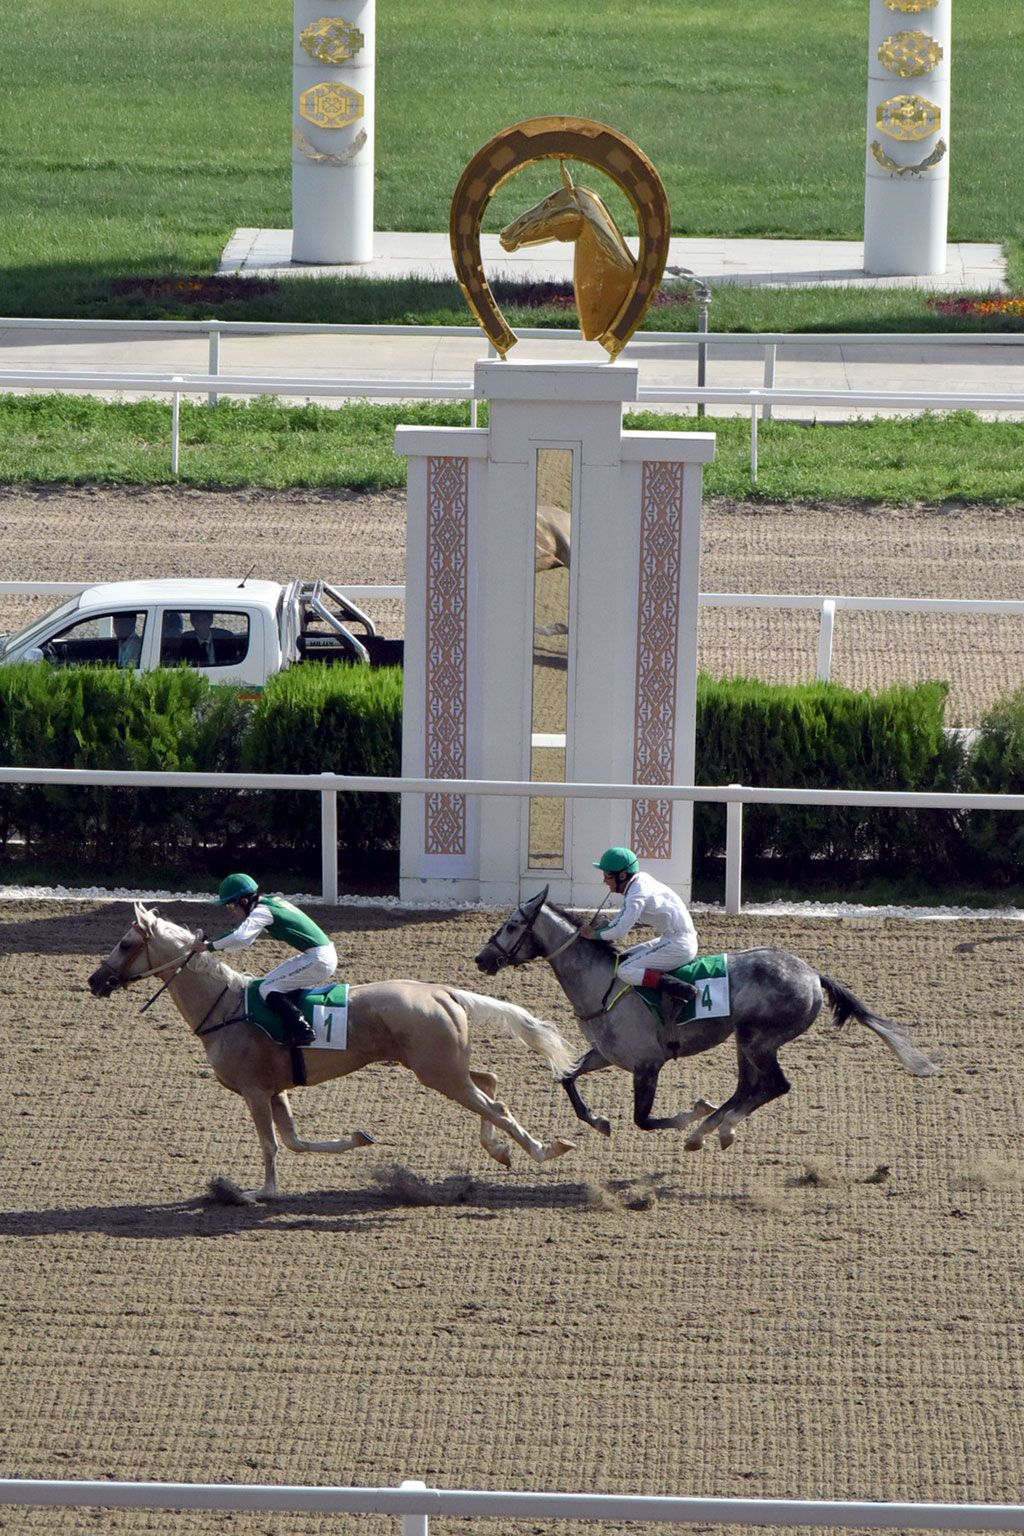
xmin=0 ymin=595 xmax=83 ymax=658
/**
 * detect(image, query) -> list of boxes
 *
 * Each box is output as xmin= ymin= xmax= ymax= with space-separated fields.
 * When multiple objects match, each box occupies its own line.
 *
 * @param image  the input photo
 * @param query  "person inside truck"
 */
xmin=113 ymin=612 xmax=143 ymax=669
xmin=190 ymin=873 xmax=337 ymax=1048
xmin=186 ymin=610 xmax=222 ymax=666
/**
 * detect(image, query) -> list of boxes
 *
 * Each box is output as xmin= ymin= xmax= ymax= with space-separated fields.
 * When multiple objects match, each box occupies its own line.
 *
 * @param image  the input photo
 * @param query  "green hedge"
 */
xmin=5 ymin=664 xmax=1024 ymax=892
xmin=694 ymin=676 xmax=966 ymax=882
xmin=0 ymin=663 xmax=402 ymax=884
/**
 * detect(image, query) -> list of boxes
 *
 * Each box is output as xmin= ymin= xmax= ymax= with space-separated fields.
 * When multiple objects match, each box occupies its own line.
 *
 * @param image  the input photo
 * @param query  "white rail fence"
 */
xmin=0 ymin=1477 xmax=1022 ymax=1533
xmin=1 ymin=764 xmax=1018 ymax=913
xmin=4 ymin=581 xmax=1022 ymax=689
xmin=1 ymin=319 xmax=1022 ymax=480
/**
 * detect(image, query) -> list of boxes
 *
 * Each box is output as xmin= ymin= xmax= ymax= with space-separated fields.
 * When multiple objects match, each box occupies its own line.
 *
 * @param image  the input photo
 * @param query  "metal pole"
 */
xmin=170 ymin=378 xmax=182 ymax=475
xmin=725 ymin=789 xmax=743 ymax=914
xmin=664 ymin=267 xmax=712 ymax=419
xmin=207 ymin=326 xmax=221 ymax=407
xmin=320 ymin=778 xmax=338 ymax=902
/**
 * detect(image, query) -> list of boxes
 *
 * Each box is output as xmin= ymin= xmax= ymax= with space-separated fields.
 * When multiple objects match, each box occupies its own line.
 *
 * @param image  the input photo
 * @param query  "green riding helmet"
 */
xmin=593 ymin=846 xmax=639 ymax=876
xmin=216 ymin=872 xmax=259 ymax=905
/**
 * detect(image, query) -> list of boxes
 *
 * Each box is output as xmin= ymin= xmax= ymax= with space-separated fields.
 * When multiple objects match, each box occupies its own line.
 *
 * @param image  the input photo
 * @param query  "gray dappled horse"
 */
xmin=89 ymin=904 xmax=576 ymax=1199
xmin=476 ymin=888 xmax=936 ymax=1151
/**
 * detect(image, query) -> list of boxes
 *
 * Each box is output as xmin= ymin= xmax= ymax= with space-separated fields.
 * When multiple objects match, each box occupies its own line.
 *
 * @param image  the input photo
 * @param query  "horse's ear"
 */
xmin=133 ymin=900 xmax=154 ymax=931
xmin=560 ymin=160 xmax=574 ymax=191
xmin=524 ymin=886 xmax=549 ymax=913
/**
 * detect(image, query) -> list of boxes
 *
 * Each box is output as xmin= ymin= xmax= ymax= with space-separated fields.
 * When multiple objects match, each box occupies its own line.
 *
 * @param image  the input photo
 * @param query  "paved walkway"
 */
xmin=221 ymin=228 xmax=1007 ymax=292
xmin=0 ymin=232 xmax=1018 ymax=421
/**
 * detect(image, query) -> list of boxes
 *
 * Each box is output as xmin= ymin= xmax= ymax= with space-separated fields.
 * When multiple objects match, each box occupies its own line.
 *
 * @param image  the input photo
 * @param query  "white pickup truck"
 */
xmin=0 ymin=576 xmax=402 ymax=687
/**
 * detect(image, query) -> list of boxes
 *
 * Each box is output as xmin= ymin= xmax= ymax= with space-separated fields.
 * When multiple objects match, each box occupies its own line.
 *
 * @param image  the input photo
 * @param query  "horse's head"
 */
xmin=474 ymin=887 xmax=551 ymax=975
xmin=499 ymin=166 xmax=583 ymax=253
xmin=87 ymin=902 xmax=196 ymax=998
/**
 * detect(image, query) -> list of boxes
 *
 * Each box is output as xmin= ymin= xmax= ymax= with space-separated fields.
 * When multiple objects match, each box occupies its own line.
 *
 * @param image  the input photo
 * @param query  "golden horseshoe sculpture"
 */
xmin=449 ymin=116 xmax=671 ymax=360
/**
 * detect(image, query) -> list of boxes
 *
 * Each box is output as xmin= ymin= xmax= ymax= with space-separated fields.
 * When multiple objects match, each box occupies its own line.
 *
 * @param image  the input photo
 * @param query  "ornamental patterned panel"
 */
xmin=878 ymin=29 xmax=943 ymax=76
xmin=299 ymin=82 xmax=364 ymax=129
xmin=876 ymin=93 xmax=941 ymax=141
xmin=630 ymin=461 xmax=684 ymax=859
xmin=883 ymin=0 xmax=937 ymax=10
xmin=299 ymin=18 xmax=365 ymax=63
xmin=424 ymin=456 xmax=469 ymax=856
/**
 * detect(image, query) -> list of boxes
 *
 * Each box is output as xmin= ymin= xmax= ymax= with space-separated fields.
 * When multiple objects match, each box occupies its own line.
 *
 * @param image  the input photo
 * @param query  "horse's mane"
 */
xmin=546 ymin=899 xmax=617 ymax=958
xmin=572 ymin=184 xmax=637 ymax=272
xmin=134 ymin=903 xmax=246 ymax=981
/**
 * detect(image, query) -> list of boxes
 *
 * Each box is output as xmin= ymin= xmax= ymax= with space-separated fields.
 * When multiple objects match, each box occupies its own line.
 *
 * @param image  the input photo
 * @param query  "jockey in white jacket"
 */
xmin=581 ymin=847 xmax=698 ymax=1007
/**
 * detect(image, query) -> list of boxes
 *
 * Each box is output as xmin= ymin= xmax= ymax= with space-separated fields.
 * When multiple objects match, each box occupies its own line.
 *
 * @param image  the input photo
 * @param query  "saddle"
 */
xmin=243 ymin=980 xmax=349 ymax=1045
xmin=634 ymin=953 xmax=730 ymax=1035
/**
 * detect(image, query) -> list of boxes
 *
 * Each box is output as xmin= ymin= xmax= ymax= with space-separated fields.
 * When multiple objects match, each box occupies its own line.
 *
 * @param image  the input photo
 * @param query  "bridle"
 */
xmin=94 ymin=918 xmax=243 ymax=1036
xmin=95 ymin=919 xmax=195 ymax=990
xmin=483 ymin=892 xmax=610 ymax=968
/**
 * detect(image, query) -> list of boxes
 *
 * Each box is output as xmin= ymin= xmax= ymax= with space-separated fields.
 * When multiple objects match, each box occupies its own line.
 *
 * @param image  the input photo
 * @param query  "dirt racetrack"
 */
xmin=1 ymin=896 xmax=1023 ymax=1535
xmin=1 ymin=484 xmax=1024 ymax=1530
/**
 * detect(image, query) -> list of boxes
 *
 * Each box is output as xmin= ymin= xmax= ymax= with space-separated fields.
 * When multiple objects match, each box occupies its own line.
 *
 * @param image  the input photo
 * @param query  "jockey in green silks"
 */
xmin=191 ymin=873 xmax=337 ymax=1047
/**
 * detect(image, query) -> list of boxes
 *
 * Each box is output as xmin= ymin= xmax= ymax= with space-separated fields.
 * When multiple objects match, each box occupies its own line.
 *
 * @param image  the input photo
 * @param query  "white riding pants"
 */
xmin=616 ymin=934 xmax=698 ymax=986
xmin=258 ymin=942 xmax=338 ymax=999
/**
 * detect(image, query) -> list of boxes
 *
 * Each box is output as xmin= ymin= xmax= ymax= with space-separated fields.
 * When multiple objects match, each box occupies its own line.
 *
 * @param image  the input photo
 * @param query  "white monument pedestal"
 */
xmin=396 ymin=360 xmax=715 ymax=910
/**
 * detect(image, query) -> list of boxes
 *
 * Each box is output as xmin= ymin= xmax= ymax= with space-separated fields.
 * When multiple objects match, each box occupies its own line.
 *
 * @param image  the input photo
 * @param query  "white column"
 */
xmin=864 ymin=0 xmax=950 ymax=276
xmin=292 ymin=1 xmax=374 ymax=264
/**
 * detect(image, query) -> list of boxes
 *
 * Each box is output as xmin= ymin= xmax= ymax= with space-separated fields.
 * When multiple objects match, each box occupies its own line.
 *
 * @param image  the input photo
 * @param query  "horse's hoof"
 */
xmin=546 ymin=1138 xmax=576 ymax=1160
xmin=592 ymin=1118 xmax=612 ymax=1139
xmin=353 ymin=1130 xmax=375 ymax=1148
xmin=718 ymin=1126 xmax=736 ymax=1150
xmin=683 ymin=1133 xmax=705 ymax=1153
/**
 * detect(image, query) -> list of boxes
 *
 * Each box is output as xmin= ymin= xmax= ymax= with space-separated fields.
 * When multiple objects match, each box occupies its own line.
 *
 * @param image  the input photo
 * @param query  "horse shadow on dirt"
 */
xmin=0 ymin=1167 xmax=763 ymax=1238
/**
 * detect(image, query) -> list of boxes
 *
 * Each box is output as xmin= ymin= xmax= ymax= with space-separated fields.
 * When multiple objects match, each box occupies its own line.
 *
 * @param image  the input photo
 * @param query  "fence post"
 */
xmin=320 ymin=777 xmax=338 ymax=904
xmin=725 ymin=787 xmax=743 ymax=914
xmin=816 ymin=599 xmax=836 ymax=681
xmin=400 ymin=1479 xmax=428 ymax=1536
xmin=207 ymin=325 xmax=221 ymax=407
xmin=750 ymin=406 xmax=758 ymax=484
xmin=171 ymin=378 xmax=183 ymax=475
xmin=762 ymin=342 xmax=776 ymax=421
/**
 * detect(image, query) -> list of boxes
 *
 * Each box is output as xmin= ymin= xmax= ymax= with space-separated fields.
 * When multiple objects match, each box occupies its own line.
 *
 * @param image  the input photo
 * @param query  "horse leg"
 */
xmin=632 ymin=1063 xmax=713 ymax=1132
xmin=684 ymin=1038 xmax=791 ymax=1152
xmin=470 ymin=1070 xmax=512 ymax=1168
xmin=270 ymin=1092 xmax=375 ymax=1157
xmin=560 ymin=1046 xmax=614 ymax=1137
xmin=242 ymin=1092 xmax=282 ymax=1200
xmin=414 ymin=1063 xmax=574 ymax=1166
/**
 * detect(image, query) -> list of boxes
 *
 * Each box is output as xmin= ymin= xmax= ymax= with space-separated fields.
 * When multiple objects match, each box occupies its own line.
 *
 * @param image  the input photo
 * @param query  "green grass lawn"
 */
xmin=2 ymin=394 xmax=1020 ymax=504
xmin=0 ymin=0 xmax=1020 ymax=321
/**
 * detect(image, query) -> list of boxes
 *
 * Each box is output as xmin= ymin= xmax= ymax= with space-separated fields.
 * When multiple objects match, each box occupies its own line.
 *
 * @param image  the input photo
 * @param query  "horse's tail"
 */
xmin=818 ymin=974 xmax=937 ymax=1077
xmin=445 ymin=988 xmax=575 ymax=1078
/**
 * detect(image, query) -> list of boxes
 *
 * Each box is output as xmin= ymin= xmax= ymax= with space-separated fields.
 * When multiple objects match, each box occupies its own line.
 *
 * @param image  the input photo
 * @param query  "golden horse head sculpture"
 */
xmin=498 ymin=162 xmax=637 ymax=344
xmin=449 ymin=116 xmax=671 ymax=360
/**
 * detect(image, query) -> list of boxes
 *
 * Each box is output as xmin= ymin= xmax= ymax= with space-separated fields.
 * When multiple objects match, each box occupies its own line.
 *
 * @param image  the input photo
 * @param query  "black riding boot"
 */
xmin=657 ymin=976 xmax=698 ymax=1007
xmin=267 ymin=989 xmax=315 ymax=1047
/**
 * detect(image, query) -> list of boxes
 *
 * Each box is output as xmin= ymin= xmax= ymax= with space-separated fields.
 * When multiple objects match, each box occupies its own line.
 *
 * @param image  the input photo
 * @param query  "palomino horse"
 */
xmin=88 ymin=904 xmax=576 ymax=1199
xmin=476 ymin=888 xmax=936 ymax=1151
xmin=535 ymin=502 xmax=571 ymax=573
xmin=500 ymin=162 xmax=637 ymax=342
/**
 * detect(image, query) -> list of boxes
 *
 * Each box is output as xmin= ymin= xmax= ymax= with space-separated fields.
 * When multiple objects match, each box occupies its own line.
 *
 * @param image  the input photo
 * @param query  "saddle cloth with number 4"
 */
xmin=636 ymin=953 xmax=730 ymax=1022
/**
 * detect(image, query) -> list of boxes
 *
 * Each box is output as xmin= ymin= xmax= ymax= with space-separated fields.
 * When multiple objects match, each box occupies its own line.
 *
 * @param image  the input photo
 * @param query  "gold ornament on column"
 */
xmin=299 ymin=81 xmax=364 ymax=128
xmin=449 ymin=116 xmax=671 ymax=360
xmin=299 ymin=17 xmax=365 ymax=62
xmin=878 ymin=30 xmax=943 ymax=76
xmin=876 ymin=93 xmax=941 ymax=140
